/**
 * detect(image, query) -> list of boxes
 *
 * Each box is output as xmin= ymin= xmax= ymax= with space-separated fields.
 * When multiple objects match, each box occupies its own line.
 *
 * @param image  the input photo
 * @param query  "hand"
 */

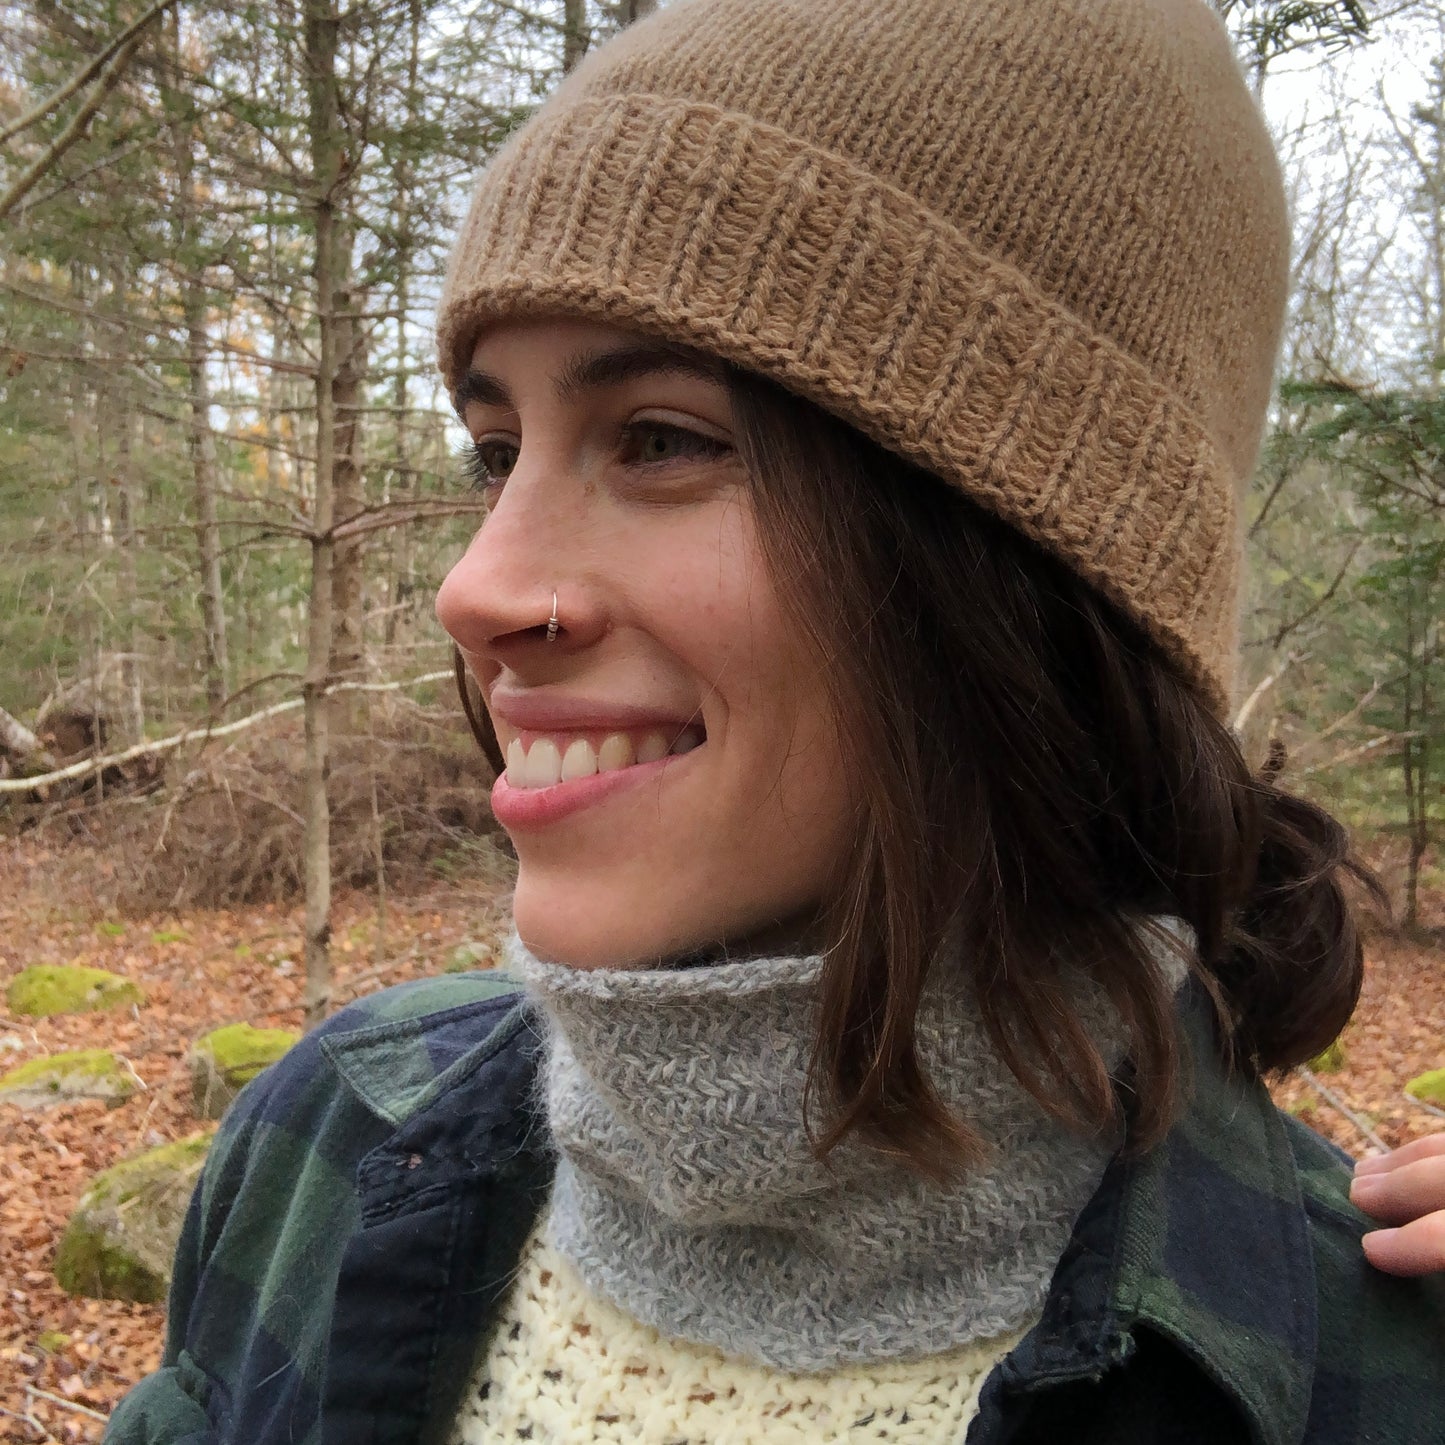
xmin=1350 ymin=1134 xmax=1445 ymax=1276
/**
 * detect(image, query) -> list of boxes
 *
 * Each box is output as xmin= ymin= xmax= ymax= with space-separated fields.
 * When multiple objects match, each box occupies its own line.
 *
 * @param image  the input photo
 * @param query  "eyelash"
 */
xmin=460 ymin=439 xmax=505 ymax=495
xmin=460 ymin=422 xmax=731 ymax=495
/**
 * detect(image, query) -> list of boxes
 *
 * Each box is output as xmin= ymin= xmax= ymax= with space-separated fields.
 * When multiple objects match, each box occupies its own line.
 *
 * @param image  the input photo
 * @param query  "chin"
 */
xmin=510 ymin=870 xmax=826 ymax=971
xmin=511 ymin=879 xmax=691 ymax=970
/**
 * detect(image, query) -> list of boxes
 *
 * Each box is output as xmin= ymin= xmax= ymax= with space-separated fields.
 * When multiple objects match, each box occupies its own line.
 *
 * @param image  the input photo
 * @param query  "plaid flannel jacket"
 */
xmin=104 ymin=971 xmax=1445 ymax=1445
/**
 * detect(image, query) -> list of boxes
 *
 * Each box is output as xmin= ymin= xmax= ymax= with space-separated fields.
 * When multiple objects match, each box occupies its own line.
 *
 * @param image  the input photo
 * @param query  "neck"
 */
xmin=508 ymin=922 xmax=1190 ymax=1371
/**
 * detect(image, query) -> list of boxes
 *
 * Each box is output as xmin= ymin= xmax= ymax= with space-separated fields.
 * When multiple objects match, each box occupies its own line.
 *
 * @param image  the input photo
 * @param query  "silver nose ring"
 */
xmin=546 ymin=591 xmax=559 ymax=643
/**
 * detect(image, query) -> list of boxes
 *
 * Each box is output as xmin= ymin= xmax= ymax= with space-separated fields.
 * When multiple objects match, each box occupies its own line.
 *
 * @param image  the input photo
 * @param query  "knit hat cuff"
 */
xmin=437 ymin=94 xmax=1241 ymax=709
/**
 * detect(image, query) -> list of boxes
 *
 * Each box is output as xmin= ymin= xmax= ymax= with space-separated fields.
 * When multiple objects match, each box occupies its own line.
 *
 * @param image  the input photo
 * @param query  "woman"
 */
xmin=108 ymin=0 xmax=1445 ymax=1441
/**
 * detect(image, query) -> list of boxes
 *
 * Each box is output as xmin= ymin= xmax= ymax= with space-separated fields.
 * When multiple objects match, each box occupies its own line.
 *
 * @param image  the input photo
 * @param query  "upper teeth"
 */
xmin=505 ymin=729 xmax=703 ymax=790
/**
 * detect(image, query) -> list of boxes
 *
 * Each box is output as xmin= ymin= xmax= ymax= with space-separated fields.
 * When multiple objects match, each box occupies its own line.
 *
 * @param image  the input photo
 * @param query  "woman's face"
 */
xmin=435 ymin=319 xmax=854 ymax=968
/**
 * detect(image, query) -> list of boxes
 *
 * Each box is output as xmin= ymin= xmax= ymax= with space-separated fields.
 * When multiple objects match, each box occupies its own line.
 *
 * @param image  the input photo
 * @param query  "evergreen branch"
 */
xmin=0 ymin=0 xmax=179 ymax=148
xmin=0 ymin=25 xmax=156 ymax=221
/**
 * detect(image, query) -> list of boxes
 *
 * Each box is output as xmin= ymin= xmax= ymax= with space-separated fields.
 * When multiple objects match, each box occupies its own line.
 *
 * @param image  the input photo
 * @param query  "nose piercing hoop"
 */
xmin=546 ymin=591 xmax=559 ymax=643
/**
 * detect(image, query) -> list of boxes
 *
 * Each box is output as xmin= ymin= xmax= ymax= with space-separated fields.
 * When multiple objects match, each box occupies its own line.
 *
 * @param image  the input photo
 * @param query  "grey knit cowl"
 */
xmin=506 ymin=922 xmax=1191 ymax=1372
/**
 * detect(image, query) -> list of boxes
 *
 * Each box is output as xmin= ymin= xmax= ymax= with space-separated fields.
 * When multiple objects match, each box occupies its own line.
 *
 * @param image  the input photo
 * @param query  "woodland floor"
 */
xmin=0 ymin=837 xmax=1443 ymax=1442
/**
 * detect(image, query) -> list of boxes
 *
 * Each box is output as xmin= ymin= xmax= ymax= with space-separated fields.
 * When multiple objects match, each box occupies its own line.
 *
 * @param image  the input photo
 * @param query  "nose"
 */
xmin=434 ymin=464 xmax=599 ymax=662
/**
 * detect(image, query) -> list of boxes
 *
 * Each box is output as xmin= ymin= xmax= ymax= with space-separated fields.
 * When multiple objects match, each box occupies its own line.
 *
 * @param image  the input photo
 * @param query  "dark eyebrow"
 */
xmin=451 ymin=342 xmax=728 ymax=421
xmin=451 ymin=368 xmax=513 ymax=418
xmin=554 ymin=343 xmax=727 ymax=404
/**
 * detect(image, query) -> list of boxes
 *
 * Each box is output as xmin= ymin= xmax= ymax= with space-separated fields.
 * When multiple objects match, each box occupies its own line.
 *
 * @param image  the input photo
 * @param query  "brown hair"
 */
xmin=455 ymin=369 xmax=1379 ymax=1181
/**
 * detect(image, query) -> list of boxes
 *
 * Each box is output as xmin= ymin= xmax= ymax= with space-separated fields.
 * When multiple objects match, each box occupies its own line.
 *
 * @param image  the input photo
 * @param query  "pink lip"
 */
xmin=488 ymin=686 xmax=700 ymax=734
xmin=491 ymin=751 xmax=697 ymax=829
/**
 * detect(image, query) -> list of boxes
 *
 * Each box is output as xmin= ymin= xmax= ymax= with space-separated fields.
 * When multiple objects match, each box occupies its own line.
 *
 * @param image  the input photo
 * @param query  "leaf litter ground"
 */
xmin=0 ymin=836 xmax=509 ymax=1443
xmin=0 ymin=835 xmax=1441 ymax=1441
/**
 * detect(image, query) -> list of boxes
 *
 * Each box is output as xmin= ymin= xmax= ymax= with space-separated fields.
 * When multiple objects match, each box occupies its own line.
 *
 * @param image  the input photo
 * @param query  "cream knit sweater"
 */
xmin=447 ymin=1222 xmax=1028 ymax=1444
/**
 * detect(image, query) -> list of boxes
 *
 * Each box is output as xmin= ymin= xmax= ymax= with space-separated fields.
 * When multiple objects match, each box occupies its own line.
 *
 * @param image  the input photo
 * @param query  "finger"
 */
xmin=1354 ymin=1133 xmax=1445 ymax=1179
xmin=1349 ymin=1155 xmax=1445 ymax=1226
xmin=1362 ymin=1213 xmax=1445 ymax=1277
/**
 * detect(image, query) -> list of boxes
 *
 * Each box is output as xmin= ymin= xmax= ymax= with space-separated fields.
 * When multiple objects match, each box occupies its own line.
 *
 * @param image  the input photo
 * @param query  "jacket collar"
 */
xmin=323 ymin=976 xmax=1317 ymax=1445
xmin=319 ymin=983 xmax=551 ymax=1445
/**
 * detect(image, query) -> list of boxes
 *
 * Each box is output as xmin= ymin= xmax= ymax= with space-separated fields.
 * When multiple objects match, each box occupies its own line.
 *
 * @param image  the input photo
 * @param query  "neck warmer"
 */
xmin=507 ymin=923 xmax=1190 ymax=1372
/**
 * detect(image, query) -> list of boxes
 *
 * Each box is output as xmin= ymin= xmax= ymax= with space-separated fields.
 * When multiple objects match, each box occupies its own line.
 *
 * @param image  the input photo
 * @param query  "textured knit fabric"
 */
xmin=103 ymin=972 xmax=1445 ymax=1445
xmin=447 ymin=1224 xmax=1026 ymax=1444
xmin=507 ymin=927 xmax=1186 ymax=1371
xmin=435 ymin=0 xmax=1290 ymax=709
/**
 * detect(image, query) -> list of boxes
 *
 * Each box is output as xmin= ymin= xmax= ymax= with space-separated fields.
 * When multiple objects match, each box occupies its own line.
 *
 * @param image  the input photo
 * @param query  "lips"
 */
xmin=490 ymin=740 xmax=703 ymax=828
xmin=484 ymin=688 xmax=707 ymax=827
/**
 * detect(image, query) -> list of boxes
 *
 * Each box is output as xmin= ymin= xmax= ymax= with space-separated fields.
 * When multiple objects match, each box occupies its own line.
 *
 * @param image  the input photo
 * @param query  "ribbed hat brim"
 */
xmin=437 ymin=95 xmax=1240 ymax=709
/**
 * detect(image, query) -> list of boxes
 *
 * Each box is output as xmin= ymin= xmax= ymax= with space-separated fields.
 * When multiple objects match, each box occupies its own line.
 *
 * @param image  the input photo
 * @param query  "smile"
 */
xmin=505 ymin=726 xmax=705 ymax=790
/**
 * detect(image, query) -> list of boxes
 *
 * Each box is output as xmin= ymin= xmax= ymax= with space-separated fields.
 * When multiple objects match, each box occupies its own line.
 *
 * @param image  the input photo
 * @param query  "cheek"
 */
xmin=699 ymin=516 xmax=854 ymax=870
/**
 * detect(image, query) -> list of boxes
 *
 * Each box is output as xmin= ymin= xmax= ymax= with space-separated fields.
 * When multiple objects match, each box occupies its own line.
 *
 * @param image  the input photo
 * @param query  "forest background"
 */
xmin=3 ymin=0 xmax=1445 ymax=1438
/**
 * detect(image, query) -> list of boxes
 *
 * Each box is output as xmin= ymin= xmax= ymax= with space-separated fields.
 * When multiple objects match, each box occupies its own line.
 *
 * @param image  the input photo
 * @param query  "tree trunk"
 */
xmin=563 ymin=0 xmax=589 ymax=72
xmin=1401 ymin=590 xmax=1425 ymax=934
xmin=113 ymin=402 xmax=146 ymax=742
xmin=387 ymin=0 xmax=422 ymax=648
xmin=329 ymin=237 xmax=367 ymax=695
xmin=166 ymin=12 xmax=229 ymax=714
xmin=302 ymin=0 xmax=344 ymax=1025
xmin=183 ymin=294 xmax=230 ymax=715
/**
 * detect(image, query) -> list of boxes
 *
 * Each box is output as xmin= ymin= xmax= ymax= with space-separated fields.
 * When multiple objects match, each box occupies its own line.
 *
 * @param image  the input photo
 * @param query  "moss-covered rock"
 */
xmin=6 ymin=964 xmax=144 ymax=1018
xmin=54 ymin=1132 xmax=213 ymax=1303
xmin=0 ymin=1049 xmax=138 ymax=1110
xmin=1405 ymin=1068 xmax=1445 ymax=1107
xmin=1308 ymin=1039 xmax=1348 ymax=1074
xmin=188 ymin=1023 xmax=299 ymax=1120
xmin=445 ymin=940 xmax=495 ymax=973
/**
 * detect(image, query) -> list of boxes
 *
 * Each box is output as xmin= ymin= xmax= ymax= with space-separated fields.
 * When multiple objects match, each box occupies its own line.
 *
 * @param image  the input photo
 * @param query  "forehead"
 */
xmin=468 ymin=317 xmax=644 ymax=369
xmin=468 ymin=317 xmax=689 ymax=372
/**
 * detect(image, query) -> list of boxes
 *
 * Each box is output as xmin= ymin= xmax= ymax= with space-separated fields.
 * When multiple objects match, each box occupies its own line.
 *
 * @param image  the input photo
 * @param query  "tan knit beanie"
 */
xmin=436 ymin=0 xmax=1290 ymax=709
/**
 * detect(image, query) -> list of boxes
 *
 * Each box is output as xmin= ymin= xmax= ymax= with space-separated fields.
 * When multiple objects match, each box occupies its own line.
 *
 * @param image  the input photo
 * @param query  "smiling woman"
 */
xmin=435 ymin=321 xmax=852 ymax=968
xmin=106 ymin=1 xmax=1445 ymax=1443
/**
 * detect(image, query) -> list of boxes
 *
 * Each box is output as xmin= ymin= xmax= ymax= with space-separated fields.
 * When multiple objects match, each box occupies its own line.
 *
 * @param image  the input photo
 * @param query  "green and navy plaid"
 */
xmin=104 ymin=973 xmax=1445 ymax=1445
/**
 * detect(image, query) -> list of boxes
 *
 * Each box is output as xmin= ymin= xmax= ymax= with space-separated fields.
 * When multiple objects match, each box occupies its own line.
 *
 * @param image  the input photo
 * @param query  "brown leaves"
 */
xmin=0 ymin=836 xmax=503 ymax=1443
xmin=1273 ymin=927 xmax=1445 ymax=1158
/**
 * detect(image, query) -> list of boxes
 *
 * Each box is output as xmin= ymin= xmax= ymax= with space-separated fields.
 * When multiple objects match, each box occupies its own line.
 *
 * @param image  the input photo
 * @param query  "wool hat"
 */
xmin=436 ymin=0 xmax=1290 ymax=710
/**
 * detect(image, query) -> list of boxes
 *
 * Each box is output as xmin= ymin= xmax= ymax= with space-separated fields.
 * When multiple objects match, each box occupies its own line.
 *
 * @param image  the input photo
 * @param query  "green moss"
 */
xmin=1406 ymin=1068 xmax=1445 ymax=1106
xmin=0 ymin=1048 xmax=136 ymax=1107
xmin=54 ymin=1131 xmax=214 ymax=1302
xmin=1308 ymin=1039 xmax=1348 ymax=1074
xmin=0 ymin=1049 xmax=118 ymax=1090
xmin=195 ymin=1024 xmax=298 ymax=1087
xmin=54 ymin=1221 xmax=168 ymax=1304
xmin=95 ymin=922 xmax=124 ymax=938
xmin=151 ymin=929 xmax=185 ymax=945
xmin=6 ymin=965 xmax=145 ymax=1017
xmin=446 ymin=940 xmax=492 ymax=973
xmin=86 ymin=1132 xmax=213 ymax=1209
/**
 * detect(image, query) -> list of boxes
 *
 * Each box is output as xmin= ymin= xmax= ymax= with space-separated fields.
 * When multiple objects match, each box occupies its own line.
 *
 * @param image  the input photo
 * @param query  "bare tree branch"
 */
xmin=0 ymin=672 xmax=452 ymax=795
